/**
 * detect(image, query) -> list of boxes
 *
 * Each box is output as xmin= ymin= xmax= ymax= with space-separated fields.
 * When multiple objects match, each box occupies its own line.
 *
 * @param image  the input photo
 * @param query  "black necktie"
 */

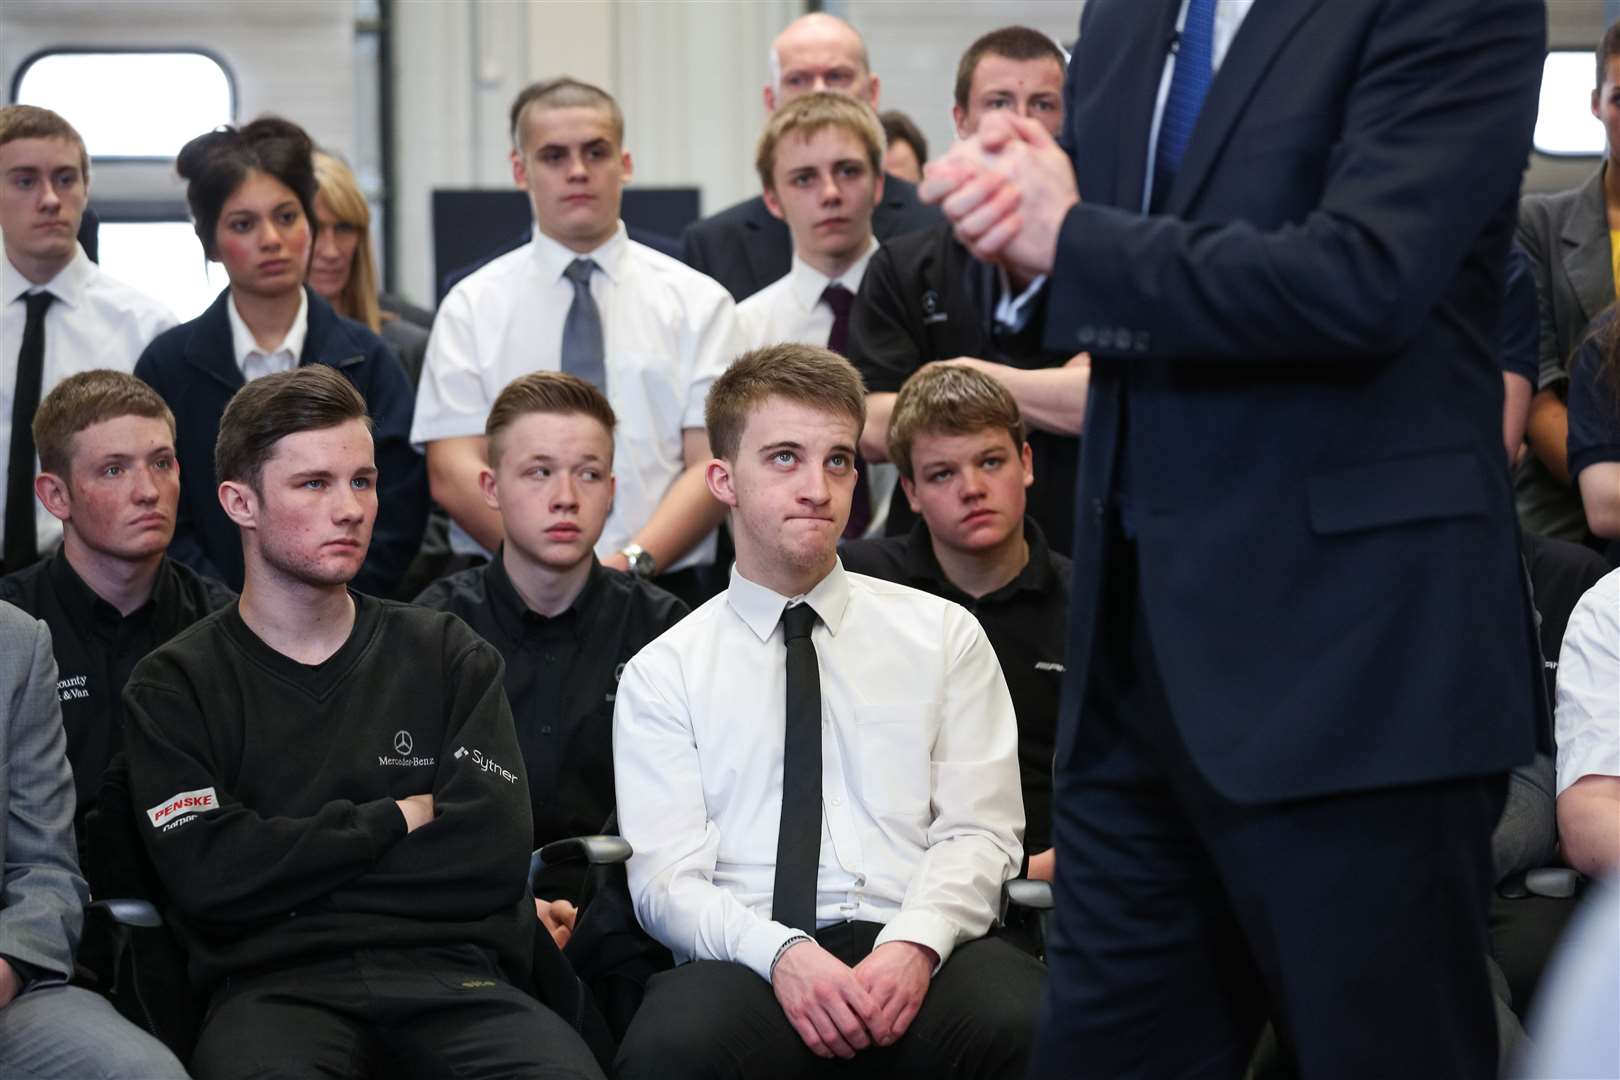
xmin=821 ymin=284 xmax=870 ymax=538
xmin=5 ymin=291 xmax=55 ymax=572
xmin=772 ymin=602 xmax=823 ymax=934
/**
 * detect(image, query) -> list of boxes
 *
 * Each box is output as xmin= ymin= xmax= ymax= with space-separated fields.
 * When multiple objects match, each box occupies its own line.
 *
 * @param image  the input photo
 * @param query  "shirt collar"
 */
xmin=487 ymin=545 xmax=604 ymax=632
xmin=902 ymin=516 xmax=1057 ymax=603
xmin=227 ymin=287 xmax=309 ymax=374
xmin=47 ymin=547 xmax=163 ymax=631
xmin=788 ymin=235 xmax=879 ymax=314
xmin=532 ymin=221 xmax=630 ymax=286
xmin=4 ymin=242 xmax=90 ymax=309
xmin=726 ymin=558 xmax=852 ymax=642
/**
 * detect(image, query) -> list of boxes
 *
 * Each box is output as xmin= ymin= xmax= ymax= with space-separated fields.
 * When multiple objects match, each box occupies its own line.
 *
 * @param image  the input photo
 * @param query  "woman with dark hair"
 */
xmin=309 ymin=151 xmax=430 ymax=385
xmin=1567 ymin=310 xmax=1620 ymax=565
xmin=134 ymin=116 xmax=427 ymax=596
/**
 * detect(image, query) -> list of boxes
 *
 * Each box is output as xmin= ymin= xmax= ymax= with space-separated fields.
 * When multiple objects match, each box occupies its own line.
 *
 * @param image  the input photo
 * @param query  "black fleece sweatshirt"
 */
xmin=122 ymin=593 xmax=535 ymax=993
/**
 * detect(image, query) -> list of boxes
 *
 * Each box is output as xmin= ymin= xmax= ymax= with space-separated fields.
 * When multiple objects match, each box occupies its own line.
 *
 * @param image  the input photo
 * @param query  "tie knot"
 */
xmin=781 ymin=602 xmax=818 ymax=643
xmin=564 ymin=258 xmax=596 ymax=286
xmin=821 ymin=284 xmax=853 ymax=318
xmin=24 ymin=291 xmax=55 ymax=320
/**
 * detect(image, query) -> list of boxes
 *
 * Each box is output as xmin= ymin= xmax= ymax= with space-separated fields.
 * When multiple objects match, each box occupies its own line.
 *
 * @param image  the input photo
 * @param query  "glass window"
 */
xmin=97 ymin=221 xmax=230 ymax=322
xmin=1535 ymin=50 xmax=1605 ymax=157
xmin=13 ymin=52 xmax=234 ymax=160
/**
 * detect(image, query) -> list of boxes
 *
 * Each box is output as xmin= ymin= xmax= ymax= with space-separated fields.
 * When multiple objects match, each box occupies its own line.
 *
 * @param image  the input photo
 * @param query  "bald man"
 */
xmin=681 ymin=13 xmax=941 ymax=302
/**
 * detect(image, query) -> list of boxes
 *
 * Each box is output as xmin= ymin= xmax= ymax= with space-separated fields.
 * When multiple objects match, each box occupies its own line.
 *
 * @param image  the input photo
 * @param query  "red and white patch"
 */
xmin=146 ymin=786 xmax=220 ymax=827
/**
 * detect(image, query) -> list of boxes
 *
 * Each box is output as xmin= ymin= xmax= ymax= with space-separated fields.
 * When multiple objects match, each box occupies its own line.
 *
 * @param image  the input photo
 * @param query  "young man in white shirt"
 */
xmin=738 ymin=91 xmax=895 ymax=537
xmin=413 ymin=77 xmax=739 ymax=606
xmin=612 ymin=343 xmax=1042 ymax=1079
xmin=1553 ymin=567 xmax=1620 ymax=878
xmin=1 ymin=105 xmax=177 ymax=573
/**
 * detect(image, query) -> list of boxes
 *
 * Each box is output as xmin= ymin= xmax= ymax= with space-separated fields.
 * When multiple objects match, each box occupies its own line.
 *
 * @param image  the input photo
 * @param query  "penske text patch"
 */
xmin=147 ymin=786 xmax=221 ymax=828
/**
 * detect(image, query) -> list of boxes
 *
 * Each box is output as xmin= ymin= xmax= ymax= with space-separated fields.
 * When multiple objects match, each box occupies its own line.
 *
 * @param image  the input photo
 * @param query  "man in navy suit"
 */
xmin=924 ymin=1 xmax=1548 ymax=1076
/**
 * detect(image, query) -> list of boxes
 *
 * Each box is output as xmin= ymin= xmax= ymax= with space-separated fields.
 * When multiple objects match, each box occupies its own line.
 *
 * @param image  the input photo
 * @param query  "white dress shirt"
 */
xmin=412 ymin=223 xmax=740 ymax=569
xmin=1140 ymin=0 xmax=1256 ymax=211
xmin=1554 ymin=567 xmax=1620 ymax=796
xmin=614 ymin=560 xmax=1025 ymax=981
xmin=2 ymin=244 xmax=178 ymax=556
xmin=736 ymin=241 xmax=897 ymax=535
xmin=226 ymin=286 xmax=308 ymax=382
xmin=735 ymin=239 xmax=878 ymax=352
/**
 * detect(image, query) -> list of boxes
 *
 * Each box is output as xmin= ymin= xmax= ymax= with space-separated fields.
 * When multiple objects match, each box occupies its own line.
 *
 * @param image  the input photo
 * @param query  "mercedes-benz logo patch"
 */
xmin=394 ymin=730 xmax=414 ymax=756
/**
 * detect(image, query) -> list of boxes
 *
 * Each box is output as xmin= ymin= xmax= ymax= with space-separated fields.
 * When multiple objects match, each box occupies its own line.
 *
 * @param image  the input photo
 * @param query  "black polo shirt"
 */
xmin=850 ymin=223 xmax=1080 ymax=557
xmin=414 ymin=553 xmax=688 ymax=891
xmin=0 ymin=551 xmax=234 ymax=833
xmin=840 ymin=518 xmax=1070 ymax=856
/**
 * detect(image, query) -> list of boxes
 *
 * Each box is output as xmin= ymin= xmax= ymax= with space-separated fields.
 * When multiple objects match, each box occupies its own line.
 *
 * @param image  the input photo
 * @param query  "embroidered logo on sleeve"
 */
xmin=147 ymin=787 xmax=220 ymax=829
xmin=453 ymin=745 xmax=519 ymax=784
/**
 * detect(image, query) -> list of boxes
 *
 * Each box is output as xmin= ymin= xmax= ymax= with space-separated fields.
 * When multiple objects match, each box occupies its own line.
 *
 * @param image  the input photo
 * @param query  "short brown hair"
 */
xmin=1600 ymin=20 xmax=1620 ymax=89
xmin=954 ymin=27 xmax=1067 ymax=113
xmin=880 ymin=110 xmax=928 ymax=167
xmin=756 ymin=91 xmax=885 ymax=193
xmin=486 ymin=371 xmax=617 ymax=467
xmin=32 ymin=370 xmax=174 ymax=478
xmin=214 ymin=365 xmax=371 ymax=492
xmin=706 ymin=344 xmax=866 ymax=461
xmin=0 ymin=104 xmax=89 ymax=178
xmin=510 ymin=77 xmax=625 ymax=151
xmin=886 ymin=364 xmax=1025 ymax=479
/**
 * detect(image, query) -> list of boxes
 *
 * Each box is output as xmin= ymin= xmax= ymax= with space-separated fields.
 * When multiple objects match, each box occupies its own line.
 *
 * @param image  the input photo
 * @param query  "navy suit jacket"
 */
xmin=1051 ymin=0 xmax=1547 ymax=803
xmin=681 ymin=174 xmax=943 ymax=302
xmin=135 ymin=287 xmax=428 ymax=596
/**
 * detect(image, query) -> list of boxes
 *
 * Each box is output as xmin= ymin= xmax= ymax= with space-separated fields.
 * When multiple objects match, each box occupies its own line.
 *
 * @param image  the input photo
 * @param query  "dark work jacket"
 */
xmin=134 ymin=287 xmax=428 ymax=596
xmin=681 ymin=174 xmax=942 ymax=302
xmin=1048 ymin=0 xmax=1547 ymax=802
xmin=850 ymin=222 xmax=1080 ymax=556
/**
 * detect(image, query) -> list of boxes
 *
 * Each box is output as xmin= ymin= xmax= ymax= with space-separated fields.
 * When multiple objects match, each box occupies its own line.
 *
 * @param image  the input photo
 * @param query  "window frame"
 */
xmin=9 ymin=46 xmax=238 ymax=164
xmin=1534 ymin=48 xmax=1606 ymax=160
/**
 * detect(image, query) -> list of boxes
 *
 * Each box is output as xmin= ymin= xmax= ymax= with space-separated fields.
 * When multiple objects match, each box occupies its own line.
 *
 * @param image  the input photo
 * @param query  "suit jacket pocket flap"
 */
xmin=1307 ymin=450 xmax=1489 ymax=535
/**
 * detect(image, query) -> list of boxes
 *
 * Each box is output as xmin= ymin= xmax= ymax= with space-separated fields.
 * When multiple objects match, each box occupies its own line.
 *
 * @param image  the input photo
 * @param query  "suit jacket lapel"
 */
xmin=742 ymin=198 xmax=792 ymax=288
xmin=1107 ymin=0 xmax=1182 ymax=211
xmin=1166 ymin=0 xmax=1327 ymax=214
xmin=1562 ymin=166 xmax=1613 ymax=327
xmin=182 ymin=290 xmax=247 ymax=395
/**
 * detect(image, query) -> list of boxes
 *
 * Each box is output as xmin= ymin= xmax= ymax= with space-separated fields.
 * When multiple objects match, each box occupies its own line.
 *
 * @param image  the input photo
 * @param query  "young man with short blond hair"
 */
xmin=0 ymin=370 xmax=232 ymax=869
xmin=842 ymin=363 xmax=1069 ymax=886
xmin=414 ymin=77 xmax=738 ymax=607
xmin=124 ymin=365 xmax=602 ymax=1080
xmin=613 ymin=343 xmax=1041 ymax=1079
xmin=1 ymin=105 xmax=176 ymax=573
xmin=415 ymin=371 xmax=687 ymax=942
xmin=738 ymin=90 xmax=897 ymax=537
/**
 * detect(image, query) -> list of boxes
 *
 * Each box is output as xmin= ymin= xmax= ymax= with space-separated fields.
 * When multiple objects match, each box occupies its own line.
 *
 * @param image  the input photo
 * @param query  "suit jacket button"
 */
xmin=1077 ymin=326 xmax=1096 ymax=346
xmin=1092 ymin=498 xmax=1105 ymax=521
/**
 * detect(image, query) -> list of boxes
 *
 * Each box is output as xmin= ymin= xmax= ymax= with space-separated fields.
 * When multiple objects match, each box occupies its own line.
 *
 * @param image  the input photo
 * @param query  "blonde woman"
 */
xmin=309 ymin=151 xmax=430 ymax=384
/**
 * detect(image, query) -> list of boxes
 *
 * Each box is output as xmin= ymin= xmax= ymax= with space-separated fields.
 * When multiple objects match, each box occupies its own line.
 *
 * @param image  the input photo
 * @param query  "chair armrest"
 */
xmin=529 ymin=835 xmax=634 ymax=890
xmin=1003 ymin=878 xmax=1053 ymax=913
xmin=1497 ymin=866 xmax=1585 ymax=900
xmin=87 ymin=898 xmax=163 ymax=929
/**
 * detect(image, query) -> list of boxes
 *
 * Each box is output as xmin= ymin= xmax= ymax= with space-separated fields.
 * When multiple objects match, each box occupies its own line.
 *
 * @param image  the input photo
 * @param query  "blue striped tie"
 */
xmin=1152 ymin=0 xmax=1217 ymax=209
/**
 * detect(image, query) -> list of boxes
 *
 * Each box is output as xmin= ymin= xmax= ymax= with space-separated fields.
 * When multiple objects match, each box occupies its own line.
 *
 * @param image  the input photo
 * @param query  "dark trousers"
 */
xmin=615 ymin=921 xmax=1044 ymax=1080
xmin=189 ymin=945 xmax=604 ymax=1080
xmin=1030 ymin=537 xmax=1507 ymax=1079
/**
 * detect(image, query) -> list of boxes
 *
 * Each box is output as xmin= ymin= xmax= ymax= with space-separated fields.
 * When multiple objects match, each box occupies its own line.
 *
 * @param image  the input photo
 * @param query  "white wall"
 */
xmin=390 ymin=0 xmax=796 ymax=305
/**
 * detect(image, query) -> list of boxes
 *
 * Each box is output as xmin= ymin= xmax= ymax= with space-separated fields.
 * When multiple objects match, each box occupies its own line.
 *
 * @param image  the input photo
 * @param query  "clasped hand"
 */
xmin=771 ymin=939 xmax=937 ymax=1059
xmin=918 ymin=112 xmax=1080 ymax=282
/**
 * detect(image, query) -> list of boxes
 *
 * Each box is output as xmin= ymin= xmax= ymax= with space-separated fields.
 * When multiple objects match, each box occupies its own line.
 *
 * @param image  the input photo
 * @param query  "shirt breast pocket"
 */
xmin=853 ymin=702 xmax=936 ymax=817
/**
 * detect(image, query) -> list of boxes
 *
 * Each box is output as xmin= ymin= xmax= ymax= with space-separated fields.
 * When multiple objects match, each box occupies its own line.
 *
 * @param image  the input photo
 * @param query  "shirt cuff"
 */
xmin=737 ymin=918 xmax=804 ymax=983
xmin=875 ymin=910 xmax=960 ymax=972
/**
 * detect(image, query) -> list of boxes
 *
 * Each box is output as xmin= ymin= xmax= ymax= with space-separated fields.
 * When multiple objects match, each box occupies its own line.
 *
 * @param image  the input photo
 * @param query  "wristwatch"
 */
xmin=620 ymin=543 xmax=657 ymax=579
